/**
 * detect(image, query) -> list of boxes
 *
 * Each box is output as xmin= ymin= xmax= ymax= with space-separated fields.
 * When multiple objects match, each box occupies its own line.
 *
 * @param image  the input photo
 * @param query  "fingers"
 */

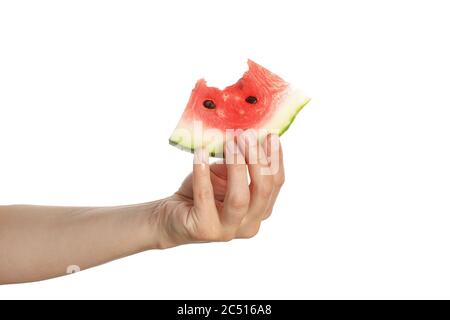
xmin=189 ymin=133 xmax=285 ymax=242
xmin=262 ymin=134 xmax=285 ymax=220
xmin=221 ymin=140 xmax=250 ymax=230
xmin=209 ymin=163 xmax=228 ymax=202
xmin=192 ymin=148 xmax=217 ymax=214
xmin=238 ymin=131 xmax=273 ymax=219
xmin=237 ymin=131 xmax=274 ymax=226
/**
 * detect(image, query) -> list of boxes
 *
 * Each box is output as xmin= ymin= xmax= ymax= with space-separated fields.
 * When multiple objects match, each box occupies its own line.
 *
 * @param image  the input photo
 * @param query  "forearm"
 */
xmin=0 ymin=201 xmax=163 ymax=284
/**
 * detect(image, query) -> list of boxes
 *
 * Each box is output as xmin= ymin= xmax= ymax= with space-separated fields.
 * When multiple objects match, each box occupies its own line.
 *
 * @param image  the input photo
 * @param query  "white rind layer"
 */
xmin=169 ymin=87 xmax=310 ymax=157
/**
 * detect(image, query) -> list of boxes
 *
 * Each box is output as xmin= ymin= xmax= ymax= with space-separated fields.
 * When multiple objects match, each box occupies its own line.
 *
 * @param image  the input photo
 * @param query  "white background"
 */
xmin=1 ymin=0 xmax=450 ymax=299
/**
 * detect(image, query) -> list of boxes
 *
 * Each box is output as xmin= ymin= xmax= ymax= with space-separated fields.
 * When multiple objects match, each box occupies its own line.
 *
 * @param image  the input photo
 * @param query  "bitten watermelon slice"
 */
xmin=169 ymin=60 xmax=310 ymax=157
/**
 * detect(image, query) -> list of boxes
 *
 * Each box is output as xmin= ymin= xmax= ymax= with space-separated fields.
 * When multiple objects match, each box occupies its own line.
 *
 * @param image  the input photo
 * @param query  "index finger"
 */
xmin=192 ymin=148 xmax=216 ymax=213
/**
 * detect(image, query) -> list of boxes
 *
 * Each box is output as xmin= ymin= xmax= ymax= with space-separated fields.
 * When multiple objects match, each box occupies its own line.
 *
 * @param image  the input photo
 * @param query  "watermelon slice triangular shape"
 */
xmin=169 ymin=60 xmax=310 ymax=157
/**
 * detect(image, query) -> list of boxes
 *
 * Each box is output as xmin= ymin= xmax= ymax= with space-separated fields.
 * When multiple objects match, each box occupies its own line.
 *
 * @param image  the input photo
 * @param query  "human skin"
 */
xmin=0 ymin=132 xmax=285 ymax=284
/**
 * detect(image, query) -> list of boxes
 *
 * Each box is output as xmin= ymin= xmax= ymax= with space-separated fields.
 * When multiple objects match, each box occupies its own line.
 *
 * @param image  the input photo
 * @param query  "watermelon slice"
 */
xmin=169 ymin=60 xmax=310 ymax=157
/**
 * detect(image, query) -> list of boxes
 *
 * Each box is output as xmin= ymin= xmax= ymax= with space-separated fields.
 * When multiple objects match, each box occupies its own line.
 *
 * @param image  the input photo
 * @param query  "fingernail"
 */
xmin=225 ymin=140 xmax=235 ymax=164
xmin=237 ymin=132 xmax=246 ymax=151
xmin=194 ymin=147 xmax=209 ymax=165
xmin=225 ymin=139 xmax=236 ymax=156
xmin=226 ymin=139 xmax=245 ymax=165
xmin=243 ymin=130 xmax=258 ymax=147
xmin=270 ymin=134 xmax=280 ymax=153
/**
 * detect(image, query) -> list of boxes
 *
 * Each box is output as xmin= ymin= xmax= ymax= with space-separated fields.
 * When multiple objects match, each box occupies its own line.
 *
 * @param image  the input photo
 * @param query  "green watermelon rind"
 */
xmin=169 ymin=135 xmax=223 ymax=158
xmin=278 ymin=97 xmax=311 ymax=136
xmin=169 ymin=138 xmax=220 ymax=157
xmin=168 ymin=97 xmax=311 ymax=158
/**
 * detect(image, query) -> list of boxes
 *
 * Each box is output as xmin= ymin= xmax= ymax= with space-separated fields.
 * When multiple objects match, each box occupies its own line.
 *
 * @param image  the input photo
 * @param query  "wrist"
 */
xmin=142 ymin=198 xmax=174 ymax=250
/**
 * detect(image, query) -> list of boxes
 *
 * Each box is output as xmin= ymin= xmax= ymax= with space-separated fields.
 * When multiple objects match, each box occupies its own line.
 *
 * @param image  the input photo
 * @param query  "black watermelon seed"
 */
xmin=203 ymin=100 xmax=216 ymax=109
xmin=245 ymin=96 xmax=258 ymax=104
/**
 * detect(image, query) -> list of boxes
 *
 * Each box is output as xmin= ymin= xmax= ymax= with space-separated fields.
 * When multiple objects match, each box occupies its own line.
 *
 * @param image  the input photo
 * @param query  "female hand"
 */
xmin=155 ymin=132 xmax=285 ymax=248
xmin=0 ymin=131 xmax=285 ymax=283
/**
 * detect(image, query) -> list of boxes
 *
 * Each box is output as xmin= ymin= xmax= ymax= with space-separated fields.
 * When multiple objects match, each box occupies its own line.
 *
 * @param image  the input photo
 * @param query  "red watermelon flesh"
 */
xmin=169 ymin=60 xmax=310 ymax=157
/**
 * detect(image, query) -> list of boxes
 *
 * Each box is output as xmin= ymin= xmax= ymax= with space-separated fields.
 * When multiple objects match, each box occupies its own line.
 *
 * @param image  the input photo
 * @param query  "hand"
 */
xmin=155 ymin=132 xmax=285 ymax=248
xmin=0 ymin=132 xmax=285 ymax=283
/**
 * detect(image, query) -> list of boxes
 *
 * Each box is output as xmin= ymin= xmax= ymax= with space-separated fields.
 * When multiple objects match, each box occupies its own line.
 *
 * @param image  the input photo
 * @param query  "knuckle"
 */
xmin=274 ymin=174 xmax=285 ymax=188
xmin=193 ymin=228 xmax=218 ymax=242
xmin=220 ymin=230 xmax=236 ymax=242
xmin=228 ymin=192 xmax=250 ymax=210
xmin=191 ymin=229 xmax=207 ymax=242
xmin=193 ymin=226 xmax=235 ymax=242
xmin=239 ymin=224 xmax=261 ymax=239
xmin=256 ymin=182 xmax=273 ymax=198
xmin=196 ymin=188 xmax=213 ymax=201
xmin=263 ymin=209 xmax=273 ymax=220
